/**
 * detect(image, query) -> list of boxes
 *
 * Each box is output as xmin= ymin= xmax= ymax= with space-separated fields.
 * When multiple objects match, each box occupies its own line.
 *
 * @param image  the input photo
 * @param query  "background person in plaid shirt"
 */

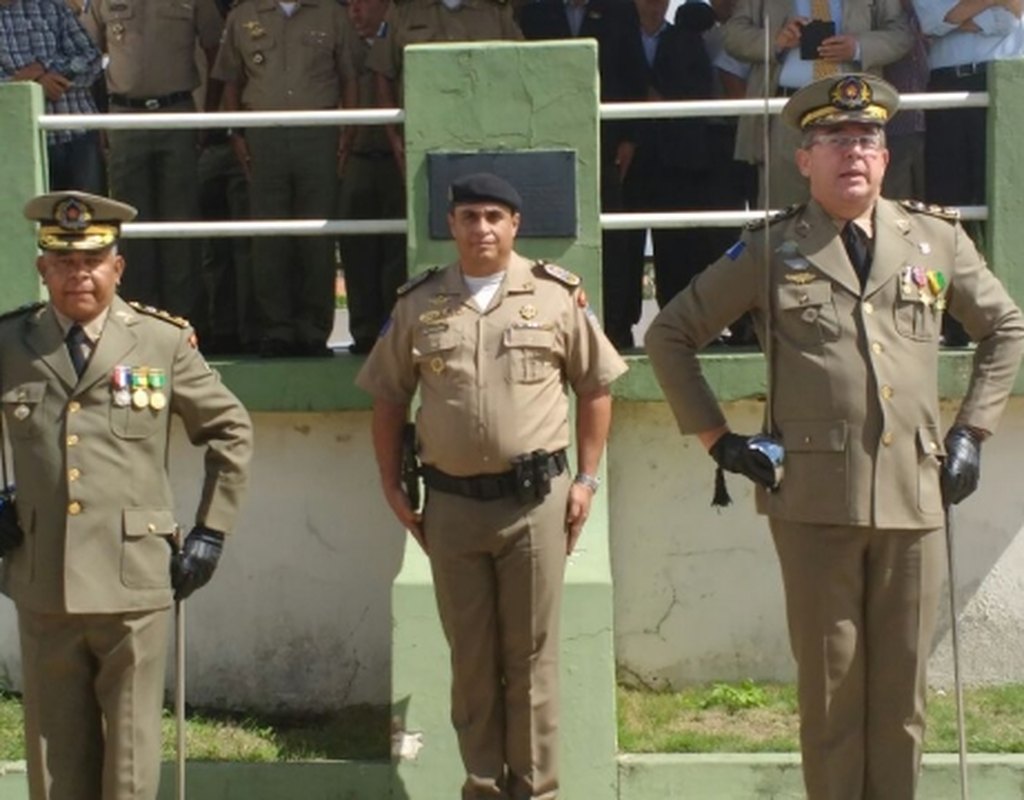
xmin=0 ymin=0 xmax=104 ymax=193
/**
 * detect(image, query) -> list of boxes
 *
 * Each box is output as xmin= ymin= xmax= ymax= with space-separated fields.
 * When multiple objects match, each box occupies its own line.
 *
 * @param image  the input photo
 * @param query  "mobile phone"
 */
xmin=800 ymin=20 xmax=837 ymax=60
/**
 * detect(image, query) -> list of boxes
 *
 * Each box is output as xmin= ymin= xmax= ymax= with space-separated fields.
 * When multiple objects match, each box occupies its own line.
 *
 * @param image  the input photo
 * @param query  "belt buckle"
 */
xmin=144 ymin=98 xmax=160 ymax=111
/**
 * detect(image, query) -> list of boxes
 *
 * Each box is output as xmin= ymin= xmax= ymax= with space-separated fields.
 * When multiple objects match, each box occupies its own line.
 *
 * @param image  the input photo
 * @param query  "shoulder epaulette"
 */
xmin=128 ymin=301 xmax=190 ymax=328
xmin=900 ymin=199 xmax=960 ymax=221
xmin=397 ymin=266 xmax=440 ymax=296
xmin=535 ymin=260 xmax=581 ymax=288
xmin=746 ymin=204 xmax=802 ymax=231
xmin=0 ymin=302 xmax=44 ymax=324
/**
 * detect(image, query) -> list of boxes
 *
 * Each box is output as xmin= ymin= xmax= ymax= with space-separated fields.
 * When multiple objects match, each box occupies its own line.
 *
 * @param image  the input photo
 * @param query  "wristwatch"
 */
xmin=573 ymin=472 xmax=601 ymax=494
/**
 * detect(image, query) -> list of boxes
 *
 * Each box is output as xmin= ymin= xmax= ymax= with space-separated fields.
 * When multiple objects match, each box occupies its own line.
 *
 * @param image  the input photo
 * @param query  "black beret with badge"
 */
xmin=448 ymin=172 xmax=523 ymax=214
xmin=23 ymin=190 xmax=137 ymax=252
xmin=781 ymin=73 xmax=900 ymax=132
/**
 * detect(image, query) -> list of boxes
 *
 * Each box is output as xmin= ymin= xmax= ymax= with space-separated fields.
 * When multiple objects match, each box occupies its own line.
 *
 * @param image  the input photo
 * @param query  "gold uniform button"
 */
xmin=147 ymin=523 xmax=157 ymax=533
xmin=68 ymin=501 xmax=82 ymax=515
xmin=882 ymin=432 xmax=894 ymax=446
xmin=929 ymin=441 xmax=939 ymax=452
xmin=68 ymin=401 xmax=81 ymax=413
xmin=68 ymin=468 xmax=81 ymax=481
xmin=881 ymin=385 xmax=894 ymax=400
xmin=871 ymin=342 xmax=883 ymax=355
xmin=67 ymin=434 xmax=79 ymax=446
xmin=863 ymin=301 xmax=874 ymax=315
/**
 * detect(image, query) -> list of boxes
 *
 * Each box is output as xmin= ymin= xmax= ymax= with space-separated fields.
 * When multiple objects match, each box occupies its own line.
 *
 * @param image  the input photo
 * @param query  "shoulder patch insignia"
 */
xmin=899 ymin=199 xmax=960 ymax=221
xmin=397 ymin=266 xmax=440 ymax=297
xmin=127 ymin=301 xmax=190 ymax=328
xmin=537 ymin=261 xmax=581 ymax=288
xmin=746 ymin=204 xmax=803 ymax=231
xmin=0 ymin=301 xmax=44 ymax=324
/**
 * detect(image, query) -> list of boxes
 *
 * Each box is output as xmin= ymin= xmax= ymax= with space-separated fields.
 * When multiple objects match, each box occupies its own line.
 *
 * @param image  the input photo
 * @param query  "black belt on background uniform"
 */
xmin=931 ymin=62 xmax=988 ymax=80
xmin=422 ymin=450 xmax=568 ymax=501
xmin=108 ymin=90 xmax=192 ymax=110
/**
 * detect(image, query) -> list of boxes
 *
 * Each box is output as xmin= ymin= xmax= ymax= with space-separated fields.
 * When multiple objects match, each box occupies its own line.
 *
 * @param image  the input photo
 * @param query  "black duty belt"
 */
xmin=108 ymin=91 xmax=193 ymax=110
xmin=421 ymin=450 xmax=568 ymax=501
xmin=931 ymin=62 xmax=988 ymax=80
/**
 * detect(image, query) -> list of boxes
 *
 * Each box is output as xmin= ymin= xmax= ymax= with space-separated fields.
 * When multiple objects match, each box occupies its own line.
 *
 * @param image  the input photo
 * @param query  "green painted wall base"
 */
xmin=4 ymin=755 xmax=1024 ymax=798
xmin=618 ymin=754 xmax=1024 ymax=799
xmin=392 ymin=538 xmax=618 ymax=800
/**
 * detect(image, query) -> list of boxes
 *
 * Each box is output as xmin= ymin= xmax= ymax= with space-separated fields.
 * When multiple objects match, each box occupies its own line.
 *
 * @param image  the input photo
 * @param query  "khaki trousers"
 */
xmin=18 ymin=607 xmax=171 ymax=800
xmin=769 ymin=521 xmax=944 ymax=800
xmin=424 ymin=472 xmax=569 ymax=800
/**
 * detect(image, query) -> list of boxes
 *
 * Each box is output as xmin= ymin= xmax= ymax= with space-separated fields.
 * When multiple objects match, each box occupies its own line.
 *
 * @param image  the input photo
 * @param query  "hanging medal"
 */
xmin=148 ymin=368 xmax=167 ymax=410
xmin=112 ymin=365 xmax=131 ymax=408
xmin=131 ymin=367 xmax=150 ymax=409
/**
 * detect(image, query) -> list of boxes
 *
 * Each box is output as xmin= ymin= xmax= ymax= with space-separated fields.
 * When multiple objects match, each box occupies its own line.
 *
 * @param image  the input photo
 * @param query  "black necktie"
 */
xmin=842 ymin=222 xmax=872 ymax=286
xmin=66 ymin=324 xmax=89 ymax=378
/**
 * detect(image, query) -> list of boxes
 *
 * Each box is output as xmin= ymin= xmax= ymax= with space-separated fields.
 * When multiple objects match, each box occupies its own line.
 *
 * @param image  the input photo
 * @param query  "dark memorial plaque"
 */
xmin=427 ymin=151 xmax=577 ymax=239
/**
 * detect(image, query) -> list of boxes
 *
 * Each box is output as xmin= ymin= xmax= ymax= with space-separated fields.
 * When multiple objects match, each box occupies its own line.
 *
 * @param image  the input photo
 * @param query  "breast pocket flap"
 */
xmin=916 ymin=426 xmax=946 ymax=458
xmin=123 ymin=508 xmax=177 ymax=539
xmin=413 ymin=329 xmax=459 ymax=356
xmin=1 ymin=382 xmax=46 ymax=405
xmin=504 ymin=326 xmax=555 ymax=349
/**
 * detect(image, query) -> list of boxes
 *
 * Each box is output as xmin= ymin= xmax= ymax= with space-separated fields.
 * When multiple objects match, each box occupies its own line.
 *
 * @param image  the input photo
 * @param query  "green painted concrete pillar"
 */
xmin=392 ymin=41 xmax=617 ymax=799
xmin=988 ymin=59 xmax=1024 ymax=310
xmin=0 ymin=83 xmax=47 ymax=309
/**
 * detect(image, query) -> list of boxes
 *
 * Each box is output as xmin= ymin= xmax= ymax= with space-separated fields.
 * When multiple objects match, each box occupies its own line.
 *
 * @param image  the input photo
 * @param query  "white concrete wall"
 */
xmin=1 ymin=399 xmax=1022 ymax=711
xmin=610 ymin=397 xmax=1024 ymax=690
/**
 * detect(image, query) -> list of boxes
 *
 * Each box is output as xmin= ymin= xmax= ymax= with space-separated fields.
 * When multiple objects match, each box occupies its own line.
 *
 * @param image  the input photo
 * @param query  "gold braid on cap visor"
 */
xmin=800 ymin=104 xmax=889 ymax=130
xmin=38 ymin=224 xmax=119 ymax=251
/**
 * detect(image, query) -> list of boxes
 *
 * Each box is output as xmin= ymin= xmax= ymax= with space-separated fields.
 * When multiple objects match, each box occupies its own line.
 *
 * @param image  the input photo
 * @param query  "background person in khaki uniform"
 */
xmin=83 ymin=0 xmax=223 ymax=337
xmin=214 ymin=0 xmax=357 ymax=358
xmin=0 ymin=191 xmax=253 ymax=800
xmin=723 ymin=0 xmax=910 ymax=207
xmin=339 ymin=0 xmax=407 ymax=355
xmin=357 ymin=174 xmax=627 ymax=799
xmin=645 ymin=76 xmax=1024 ymax=799
xmin=367 ymin=0 xmax=522 ymax=174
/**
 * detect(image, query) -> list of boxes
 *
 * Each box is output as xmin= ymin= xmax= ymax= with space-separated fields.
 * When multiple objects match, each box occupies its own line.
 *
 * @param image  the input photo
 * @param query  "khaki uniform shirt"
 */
xmin=0 ymin=297 xmax=253 ymax=614
xmin=645 ymin=198 xmax=1024 ymax=530
xmin=367 ymin=0 xmax=522 ymax=82
xmin=349 ymin=29 xmax=391 ymax=153
xmin=356 ymin=253 xmax=627 ymax=476
xmin=213 ymin=0 xmax=355 ymax=111
xmin=85 ymin=0 xmax=223 ymax=96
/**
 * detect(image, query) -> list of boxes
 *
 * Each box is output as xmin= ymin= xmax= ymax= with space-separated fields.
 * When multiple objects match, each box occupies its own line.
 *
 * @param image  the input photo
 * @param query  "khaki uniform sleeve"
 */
xmin=170 ymin=328 xmax=253 ymax=535
xmin=211 ymin=12 xmax=241 ymax=84
xmin=644 ymin=232 xmax=763 ymax=434
xmin=366 ymin=7 xmax=400 ymax=79
xmin=83 ymin=0 xmax=105 ymax=50
xmin=947 ymin=221 xmax=1024 ymax=432
xmin=564 ymin=288 xmax=627 ymax=396
xmin=195 ymin=0 xmax=225 ymax=52
xmin=355 ymin=302 xmax=419 ymax=404
xmin=335 ymin=10 xmax=357 ymax=84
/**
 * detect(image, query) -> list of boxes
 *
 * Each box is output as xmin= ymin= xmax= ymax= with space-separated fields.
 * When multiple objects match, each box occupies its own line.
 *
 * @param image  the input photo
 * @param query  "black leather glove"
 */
xmin=709 ymin=433 xmax=778 ymax=490
xmin=171 ymin=526 xmax=224 ymax=601
xmin=0 ymin=492 xmax=23 ymax=558
xmin=941 ymin=426 xmax=982 ymax=507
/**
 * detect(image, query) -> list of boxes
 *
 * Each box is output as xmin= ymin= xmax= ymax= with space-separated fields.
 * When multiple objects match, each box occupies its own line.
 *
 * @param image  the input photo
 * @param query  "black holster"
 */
xmin=510 ymin=449 xmax=557 ymax=503
xmin=0 ymin=487 xmax=23 ymax=557
xmin=401 ymin=423 xmax=422 ymax=512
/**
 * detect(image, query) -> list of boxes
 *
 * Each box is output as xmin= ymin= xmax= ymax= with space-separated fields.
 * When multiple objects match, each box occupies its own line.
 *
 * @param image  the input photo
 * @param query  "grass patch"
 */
xmin=3 ymin=683 xmax=1023 ymax=762
xmin=1 ymin=692 xmax=389 ymax=763
xmin=618 ymin=682 xmax=1024 ymax=754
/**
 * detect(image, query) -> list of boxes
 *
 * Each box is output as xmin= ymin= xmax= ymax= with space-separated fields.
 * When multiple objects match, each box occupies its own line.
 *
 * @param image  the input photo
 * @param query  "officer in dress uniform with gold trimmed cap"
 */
xmin=646 ymin=74 xmax=1024 ymax=799
xmin=0 ymin=190 xmax=253 ymax=800
xmin=358 ymin=173 xmax=626 ymax=799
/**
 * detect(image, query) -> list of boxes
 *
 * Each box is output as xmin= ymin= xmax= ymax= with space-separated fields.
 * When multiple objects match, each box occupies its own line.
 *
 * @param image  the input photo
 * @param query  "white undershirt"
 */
xmin=462 ymin=271 xmax=505 ymax=312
